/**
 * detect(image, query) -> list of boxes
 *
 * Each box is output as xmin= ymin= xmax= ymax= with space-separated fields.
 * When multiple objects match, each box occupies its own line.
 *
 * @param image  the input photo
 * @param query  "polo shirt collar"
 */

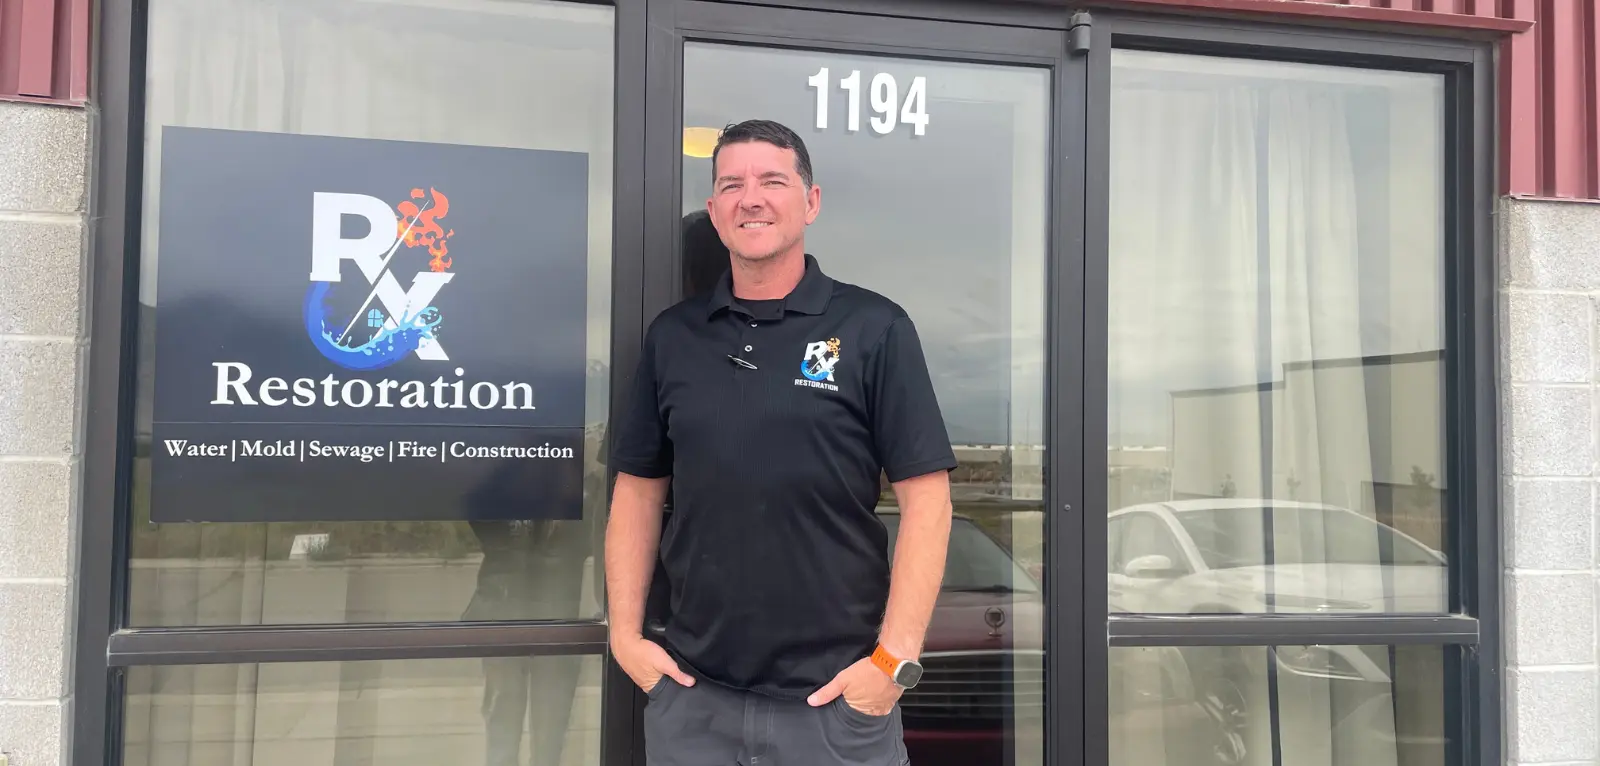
xmin=705 ymin=253 xmax=833 ymax=319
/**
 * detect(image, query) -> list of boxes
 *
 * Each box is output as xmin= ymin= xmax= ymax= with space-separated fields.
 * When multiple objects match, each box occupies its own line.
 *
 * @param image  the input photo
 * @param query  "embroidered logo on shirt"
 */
xmin=796 ymin=337 xmax=842 ymax=392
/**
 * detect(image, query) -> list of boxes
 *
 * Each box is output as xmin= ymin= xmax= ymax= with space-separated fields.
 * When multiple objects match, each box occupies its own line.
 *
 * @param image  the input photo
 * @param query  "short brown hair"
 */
xmin=712 ymin=119 xmax=814 ymax=188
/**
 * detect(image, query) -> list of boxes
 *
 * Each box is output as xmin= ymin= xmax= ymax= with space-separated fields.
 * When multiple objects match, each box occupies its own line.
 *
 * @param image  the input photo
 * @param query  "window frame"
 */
xmin=74 ymin=1 xmax=646 ymax=765
xmin=1082 ymin=10 xmax=1499 ymax=766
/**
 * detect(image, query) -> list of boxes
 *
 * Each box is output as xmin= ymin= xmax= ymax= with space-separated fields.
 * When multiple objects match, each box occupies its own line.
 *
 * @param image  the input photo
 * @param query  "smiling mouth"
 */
xmin=739 ymin=222 xmax=772 ymax=229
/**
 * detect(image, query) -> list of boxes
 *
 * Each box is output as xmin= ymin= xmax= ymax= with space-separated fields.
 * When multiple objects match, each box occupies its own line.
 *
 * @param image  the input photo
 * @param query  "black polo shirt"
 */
xmin=609 ymin=254 xmax=957 ymax=699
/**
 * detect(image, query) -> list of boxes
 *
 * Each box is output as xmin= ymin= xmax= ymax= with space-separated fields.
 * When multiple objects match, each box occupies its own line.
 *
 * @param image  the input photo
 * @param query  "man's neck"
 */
xmin=730 ymin=249 xmax=805 ymax=301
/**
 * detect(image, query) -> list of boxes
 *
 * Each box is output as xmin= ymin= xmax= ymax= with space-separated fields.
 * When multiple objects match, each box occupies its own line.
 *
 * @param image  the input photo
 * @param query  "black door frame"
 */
xmin=633 ymin=2 xmax=1088 ymax=765
xmin=75 ymin=1 xmax=1497 ymax=766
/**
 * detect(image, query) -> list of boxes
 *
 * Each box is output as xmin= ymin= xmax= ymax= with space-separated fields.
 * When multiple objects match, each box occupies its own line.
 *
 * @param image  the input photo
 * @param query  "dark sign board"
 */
xmin=149 ymin=127 xmax=589 ymax=523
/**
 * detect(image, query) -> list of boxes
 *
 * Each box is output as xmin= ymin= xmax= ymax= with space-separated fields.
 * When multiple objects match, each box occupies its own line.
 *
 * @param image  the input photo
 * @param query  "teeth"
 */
xmin=741 ymin=222 xmax=770 ymax=228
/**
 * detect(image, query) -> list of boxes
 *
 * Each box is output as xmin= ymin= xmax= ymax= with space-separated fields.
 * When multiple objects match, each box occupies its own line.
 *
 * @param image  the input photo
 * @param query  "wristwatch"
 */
xmin=870 ymin=644 xmax=924 ymax=689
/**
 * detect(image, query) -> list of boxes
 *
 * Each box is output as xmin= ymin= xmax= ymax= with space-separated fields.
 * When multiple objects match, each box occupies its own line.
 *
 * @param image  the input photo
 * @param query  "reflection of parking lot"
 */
xmin=1112 ymin=644 xmax=1437 ymax=766
xmin=878 ymin=503 xmax=1435 ymax=766
xmin=122 ymin=501 xmax=1436 ymax=766
xmin=1107 ymin=499 xmax=1446 ymax=766
xmin=121 ymin=657 xmax=605 ymax=766
xmin=1110 ymin=500 xmax=1447 ymax=616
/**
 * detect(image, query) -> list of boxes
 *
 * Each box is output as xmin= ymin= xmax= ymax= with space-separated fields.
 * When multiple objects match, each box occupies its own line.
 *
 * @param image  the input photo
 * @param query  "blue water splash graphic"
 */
xmin=800 ymin=358 xmax=831 ymax=381
xmin=303 ymin=282 xmax=441 ymax=371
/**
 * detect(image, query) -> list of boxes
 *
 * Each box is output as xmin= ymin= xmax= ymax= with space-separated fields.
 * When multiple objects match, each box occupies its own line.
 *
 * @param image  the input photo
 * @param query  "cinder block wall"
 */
xmin=1502 ymin=197 xmax=1600 ymax=766
xmin=0 ymin=101 xmax=90 ymax=765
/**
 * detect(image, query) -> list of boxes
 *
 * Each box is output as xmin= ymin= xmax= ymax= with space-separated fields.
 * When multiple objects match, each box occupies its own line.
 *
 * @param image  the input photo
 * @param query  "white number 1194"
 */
xmin=807 ymin=67 xmax=929 ymax=136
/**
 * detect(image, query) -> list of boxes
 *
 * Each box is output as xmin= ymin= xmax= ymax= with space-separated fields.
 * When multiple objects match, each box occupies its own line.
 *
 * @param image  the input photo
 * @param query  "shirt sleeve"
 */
xmin=608 ymin=322 xmax=673 ymax=479
xmin=864 ymin=316 xmax=958 ymax=483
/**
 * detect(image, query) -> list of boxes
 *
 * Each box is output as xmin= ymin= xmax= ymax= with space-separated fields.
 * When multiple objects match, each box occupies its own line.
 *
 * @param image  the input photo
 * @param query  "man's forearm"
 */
xmin=877 ymin=471 xmax=952 ymax=661
xmin=605 ymin=473 xmax=669 ymax=642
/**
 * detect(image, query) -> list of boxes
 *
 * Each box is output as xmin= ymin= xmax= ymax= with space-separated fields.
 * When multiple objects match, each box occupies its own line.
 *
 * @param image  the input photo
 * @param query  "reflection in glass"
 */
xmin=1110 ymin=645 xmax=1446 ymax=766
xmin=681 ymin=42 xmax=1049 ymax=766
xmin=122 ymin=656 xmax=602 ymax=766
xmin=1106 ymin=50 xmax=1449 ymax=614
xmin=129 ymin=0 xmax=614 ymax=626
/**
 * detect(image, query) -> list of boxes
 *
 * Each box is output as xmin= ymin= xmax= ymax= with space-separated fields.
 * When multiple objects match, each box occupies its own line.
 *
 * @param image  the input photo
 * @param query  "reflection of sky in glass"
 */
xmin=683 ymin=43 xmax=1051 ymax=445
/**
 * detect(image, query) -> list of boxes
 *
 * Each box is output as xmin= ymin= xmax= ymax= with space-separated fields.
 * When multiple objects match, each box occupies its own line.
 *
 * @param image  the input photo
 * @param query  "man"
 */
xmin=606 ymin=119 xmax=955 ymax=766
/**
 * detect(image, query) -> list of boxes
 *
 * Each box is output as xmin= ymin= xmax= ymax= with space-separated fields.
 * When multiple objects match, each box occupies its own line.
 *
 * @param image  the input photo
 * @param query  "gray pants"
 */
xmin=644 ymin=676 xmax=910 ymax=766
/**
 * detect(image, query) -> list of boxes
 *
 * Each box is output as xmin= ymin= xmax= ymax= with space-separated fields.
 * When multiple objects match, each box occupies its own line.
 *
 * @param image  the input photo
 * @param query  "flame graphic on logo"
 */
xmin=396 ymin=187 xmax=455 ymax=272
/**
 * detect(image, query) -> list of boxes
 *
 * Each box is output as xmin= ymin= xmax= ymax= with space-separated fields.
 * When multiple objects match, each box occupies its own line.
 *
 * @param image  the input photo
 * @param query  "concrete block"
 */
xmin=1503 ymin=198 xmax=1600 ymax=291
xmin=1507 ymin=479 xmax=1595 ymax=570
xmin=0 ymin=103 xmax=86 ymax=214
xmin=0 ymin=462 xmax=72 ymax=580
xmin=1508 ymin=668 xmax=1600 ymax=762
xmin=1507 ymin=573 xmax=1596 ymax=665
xmin=0 ymin=217 xmax=84 ymax=337
xmin=0 ymin=340 xmax=77 ymax=457
xmin=0 ymin=582 xmax=66 ymax=699
xmin=1506 ymin=291 xmax=1592 ymax=383
xmin=0 ymin=701 xmax=64 ymax=766
xmin=1506 ymin=384 xmax=1594 ymax=477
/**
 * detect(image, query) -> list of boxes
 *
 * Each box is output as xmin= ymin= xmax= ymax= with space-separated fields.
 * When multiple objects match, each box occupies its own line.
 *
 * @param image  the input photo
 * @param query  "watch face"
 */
xmin=895 ymin=661 xmax=924 ymax=689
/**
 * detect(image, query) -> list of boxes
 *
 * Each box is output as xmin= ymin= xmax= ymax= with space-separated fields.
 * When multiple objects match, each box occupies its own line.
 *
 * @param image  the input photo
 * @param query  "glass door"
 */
xmin=640 ymin=4 xmax=1083 ymax=765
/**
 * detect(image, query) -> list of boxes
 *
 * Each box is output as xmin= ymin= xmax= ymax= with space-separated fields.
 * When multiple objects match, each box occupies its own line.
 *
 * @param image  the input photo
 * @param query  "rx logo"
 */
xmin=800 ymin=337 xmax=843 ymax=383
xmin=303 ymin=188 xmax=458 ymax=371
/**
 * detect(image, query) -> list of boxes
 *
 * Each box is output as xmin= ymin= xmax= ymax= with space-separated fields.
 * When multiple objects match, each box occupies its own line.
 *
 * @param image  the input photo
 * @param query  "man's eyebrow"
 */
xmin=716 ymin=170 xmax=792 ymax=184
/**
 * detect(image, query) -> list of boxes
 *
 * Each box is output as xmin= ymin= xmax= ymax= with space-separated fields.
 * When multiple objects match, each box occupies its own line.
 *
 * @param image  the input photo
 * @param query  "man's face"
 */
xmin=707 ymin=140 xmax=821 ymax=264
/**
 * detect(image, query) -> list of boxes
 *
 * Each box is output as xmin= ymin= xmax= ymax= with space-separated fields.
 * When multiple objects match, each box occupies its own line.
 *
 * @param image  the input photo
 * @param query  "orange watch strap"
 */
xmin=870 ymin=644 xmax=900 ymax=678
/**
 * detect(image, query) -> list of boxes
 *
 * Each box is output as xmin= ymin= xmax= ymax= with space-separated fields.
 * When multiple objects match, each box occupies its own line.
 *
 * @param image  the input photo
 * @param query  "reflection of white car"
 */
xmin=1109 ymin=500 xmax=1439 ymax=761
xmin=1108 ymin=500 xmax=1447 ymax=617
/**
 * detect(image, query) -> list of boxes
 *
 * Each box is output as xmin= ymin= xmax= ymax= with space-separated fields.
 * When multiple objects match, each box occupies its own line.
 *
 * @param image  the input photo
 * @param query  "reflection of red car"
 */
xmin=881 ymin=512 xmax=1044 ymax=766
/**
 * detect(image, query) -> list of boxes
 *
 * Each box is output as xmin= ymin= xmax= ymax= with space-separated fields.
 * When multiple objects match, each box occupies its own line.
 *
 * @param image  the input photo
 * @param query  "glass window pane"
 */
xmin=122 ymin=655 xmax=602 ymax=766
xmin=130 ymin=0 xmax=614 ymax=626
xmin=1106 ymin=50 xmax=1449 ymax=615
xmin=1110 ymin=645 xmax=1447 ymax=766
xmin=680 ymin=42 xmax=1049 ymax=766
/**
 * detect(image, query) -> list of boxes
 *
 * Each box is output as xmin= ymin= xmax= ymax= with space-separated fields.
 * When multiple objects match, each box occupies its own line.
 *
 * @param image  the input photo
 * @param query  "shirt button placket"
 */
xmin=733 ymin=316 xmax=757 ymax=375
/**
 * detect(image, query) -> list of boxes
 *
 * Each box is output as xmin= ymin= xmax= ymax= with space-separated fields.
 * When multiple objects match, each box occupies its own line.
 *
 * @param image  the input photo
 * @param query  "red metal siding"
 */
xmin=1315 ymin=0 xmax=1600 ymax=199
xmin=0 ymin=0 xmax=1589 ymax=198
xmin=1502 ymin=0 xmax=1541 ymax=194
xmin=1113 ymin=0 xmax=1594 ymax=198
xmin=0 ymin=0 xmax=89 ymax=104
xmin=1543 ymin=0 xmax=1586 ymax=196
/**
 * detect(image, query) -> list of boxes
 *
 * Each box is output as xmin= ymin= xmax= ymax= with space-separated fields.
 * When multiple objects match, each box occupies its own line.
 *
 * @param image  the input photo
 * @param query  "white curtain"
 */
xmin=1110 ymin=79 xmax=1376 ymax=520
